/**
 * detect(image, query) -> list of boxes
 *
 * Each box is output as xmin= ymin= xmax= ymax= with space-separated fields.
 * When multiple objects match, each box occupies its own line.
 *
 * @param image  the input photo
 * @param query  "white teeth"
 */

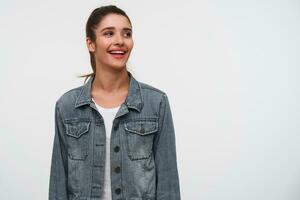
xmin=110 ymin=50 xmax=125 ymax=54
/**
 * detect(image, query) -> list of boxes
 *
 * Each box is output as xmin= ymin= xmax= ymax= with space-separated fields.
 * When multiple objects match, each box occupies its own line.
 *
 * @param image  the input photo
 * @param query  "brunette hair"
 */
xmin=78 ymin=5 xmax=132 ymax=83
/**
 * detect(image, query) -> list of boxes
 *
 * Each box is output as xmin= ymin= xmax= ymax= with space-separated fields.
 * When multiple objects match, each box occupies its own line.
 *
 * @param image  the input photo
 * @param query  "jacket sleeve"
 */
xmin=153 ymin=93 xmax=181 ymax=200
xmin=49 ymin=101 xmax=68 ymax=200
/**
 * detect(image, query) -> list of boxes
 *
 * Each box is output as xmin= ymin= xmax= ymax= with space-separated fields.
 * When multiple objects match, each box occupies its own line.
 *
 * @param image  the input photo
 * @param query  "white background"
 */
xmin=1 ymin=0 xmax=299 ymax=199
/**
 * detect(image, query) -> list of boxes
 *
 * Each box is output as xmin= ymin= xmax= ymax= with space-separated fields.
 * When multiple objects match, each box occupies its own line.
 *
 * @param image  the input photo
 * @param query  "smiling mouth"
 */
xmin=108 ymin=50 xmax=127 ymax=59
xmin=108 ymin=50 xmax=126 ymax=55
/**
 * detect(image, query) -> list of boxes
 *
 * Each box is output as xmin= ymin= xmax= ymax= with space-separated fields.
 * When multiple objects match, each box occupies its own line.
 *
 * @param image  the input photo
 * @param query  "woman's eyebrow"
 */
xmin=101 ymin=26 xmax=132 ymax=32
xmin=100 ymin=26 xmax=114 ymax=32
xmin=123 ymin=28 xmax=132 ymax=32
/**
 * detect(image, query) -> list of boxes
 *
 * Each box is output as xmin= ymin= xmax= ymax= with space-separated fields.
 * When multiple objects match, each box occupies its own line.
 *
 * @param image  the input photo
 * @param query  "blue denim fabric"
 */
xmin=49 ymin=71 xmax=181 ymax=200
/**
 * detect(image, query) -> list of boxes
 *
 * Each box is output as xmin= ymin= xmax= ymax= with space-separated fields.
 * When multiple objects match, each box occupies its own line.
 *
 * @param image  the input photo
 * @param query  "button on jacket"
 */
xmin=49 ymin=71 xmax=181 ymax=200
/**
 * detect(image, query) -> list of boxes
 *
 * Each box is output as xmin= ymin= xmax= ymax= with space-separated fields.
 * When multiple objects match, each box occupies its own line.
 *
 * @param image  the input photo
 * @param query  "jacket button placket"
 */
xmin=110 ymin=121 xmax=123 ymax=199
xmin=91 ymin=112 xmax=106 ymax=198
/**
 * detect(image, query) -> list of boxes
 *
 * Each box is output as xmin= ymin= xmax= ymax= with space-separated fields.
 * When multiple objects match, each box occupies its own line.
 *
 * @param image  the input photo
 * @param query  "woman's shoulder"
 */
xmin=137 ymin=81 xmax=169 ymax=105
xmin=55 ymin=84 xmax=84 ymax=108
xmin=138 ymin=81 xmax=166 ymax=96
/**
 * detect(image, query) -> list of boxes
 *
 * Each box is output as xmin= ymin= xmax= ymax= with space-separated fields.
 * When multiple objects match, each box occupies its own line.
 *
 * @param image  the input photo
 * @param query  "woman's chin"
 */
xmin=109 ymin=63 xmax=127 ymax=71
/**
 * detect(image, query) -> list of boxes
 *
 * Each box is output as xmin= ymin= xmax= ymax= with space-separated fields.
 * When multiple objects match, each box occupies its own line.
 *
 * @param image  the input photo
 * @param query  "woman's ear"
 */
xmin=86 ymin=37 xmax=95 ymax=52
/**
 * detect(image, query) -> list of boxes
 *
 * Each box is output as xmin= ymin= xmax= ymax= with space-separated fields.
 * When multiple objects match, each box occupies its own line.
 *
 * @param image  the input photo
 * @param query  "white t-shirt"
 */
xmin=92 ymin=98 xmax=120 ymax=200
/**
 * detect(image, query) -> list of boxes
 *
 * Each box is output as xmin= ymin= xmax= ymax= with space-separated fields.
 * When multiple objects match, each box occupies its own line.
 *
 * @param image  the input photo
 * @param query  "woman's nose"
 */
xmin=114 ymin=33 xmax=124 ymax=45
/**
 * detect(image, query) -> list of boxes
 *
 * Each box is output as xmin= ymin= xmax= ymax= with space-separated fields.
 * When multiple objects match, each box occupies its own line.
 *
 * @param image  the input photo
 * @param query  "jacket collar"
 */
xmin=75 ymin=71 xmax=143 ymax=112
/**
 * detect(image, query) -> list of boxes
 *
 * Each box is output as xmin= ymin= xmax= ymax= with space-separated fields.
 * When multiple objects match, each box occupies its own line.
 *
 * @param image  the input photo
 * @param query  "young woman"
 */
xmin=49 ymin=5 xmax=180 ymax=200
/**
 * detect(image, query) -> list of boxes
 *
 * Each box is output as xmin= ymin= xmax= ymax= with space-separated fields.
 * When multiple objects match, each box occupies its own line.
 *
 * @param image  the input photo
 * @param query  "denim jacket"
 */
xmin=49 ymin=71 xmax=181 ymax=200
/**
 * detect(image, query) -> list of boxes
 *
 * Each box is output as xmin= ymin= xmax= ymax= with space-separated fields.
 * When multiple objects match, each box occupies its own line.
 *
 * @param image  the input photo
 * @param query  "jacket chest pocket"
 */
xmin=64 ymin=119 xmax=91 ymax=160
xmin=124 ymin=118 xmax=158 ymax=160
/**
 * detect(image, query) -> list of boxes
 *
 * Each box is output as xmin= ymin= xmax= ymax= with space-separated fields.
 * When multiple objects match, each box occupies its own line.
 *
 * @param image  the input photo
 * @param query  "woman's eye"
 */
xmin=124 ymin=32 xmax=132 ymax=38
xmin=104 ymin=31 xmax=113 ymax=37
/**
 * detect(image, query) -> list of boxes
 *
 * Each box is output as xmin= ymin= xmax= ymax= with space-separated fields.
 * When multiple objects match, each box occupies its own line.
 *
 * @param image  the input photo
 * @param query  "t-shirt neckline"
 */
xmin=91 ymin=98 xmax=121 ymax=112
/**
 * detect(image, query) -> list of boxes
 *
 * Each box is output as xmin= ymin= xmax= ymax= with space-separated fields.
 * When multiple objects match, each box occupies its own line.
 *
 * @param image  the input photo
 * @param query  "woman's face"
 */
xmin=87 ymin=13 xmax=134 ymax=71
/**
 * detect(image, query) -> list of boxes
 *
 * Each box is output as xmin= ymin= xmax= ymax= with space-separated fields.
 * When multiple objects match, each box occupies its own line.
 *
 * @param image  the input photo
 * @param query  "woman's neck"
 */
xmin=91 ymin=67 xmax=129 ymax=94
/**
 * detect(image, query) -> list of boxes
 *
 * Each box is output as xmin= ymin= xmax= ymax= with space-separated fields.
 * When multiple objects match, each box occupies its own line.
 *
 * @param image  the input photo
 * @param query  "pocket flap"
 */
xmin=124 ymin=119 xmax=158 ymax=135
xmin=65 ymin=121 xmax=90 ymax=138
